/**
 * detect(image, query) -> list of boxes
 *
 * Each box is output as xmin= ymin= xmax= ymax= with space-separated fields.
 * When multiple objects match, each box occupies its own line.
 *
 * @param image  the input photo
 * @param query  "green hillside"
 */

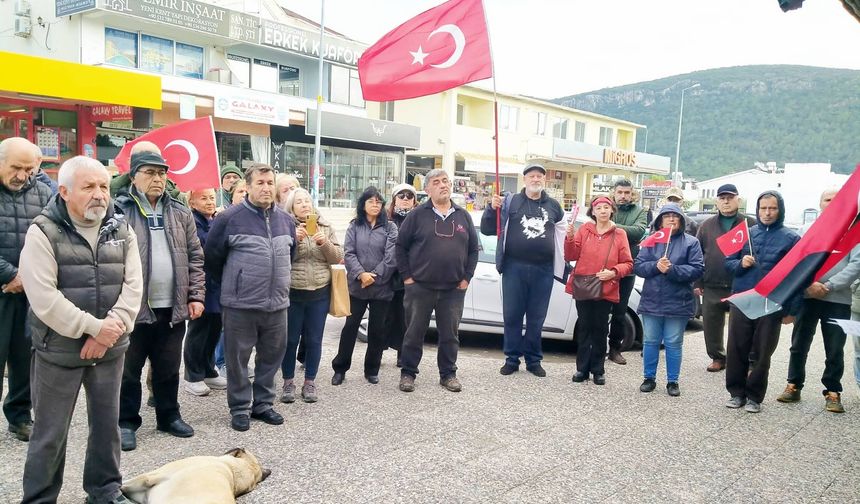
xmin=550 ymin=65 xmax=860 ymax=181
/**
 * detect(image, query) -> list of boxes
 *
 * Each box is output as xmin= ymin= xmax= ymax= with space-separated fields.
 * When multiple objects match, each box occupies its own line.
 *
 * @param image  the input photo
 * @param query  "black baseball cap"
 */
xmin=130 ymin=151 xmax=170 ymax=177
xmin=716 ymin=183 xmax=738 ymax=196
xmin=523 ymin=164 xmax=546 ymax=176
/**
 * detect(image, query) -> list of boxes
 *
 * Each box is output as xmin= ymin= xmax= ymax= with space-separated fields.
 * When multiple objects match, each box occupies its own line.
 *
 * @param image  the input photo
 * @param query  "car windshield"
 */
xmin=478 ymin=233 xmax=496 ymax=263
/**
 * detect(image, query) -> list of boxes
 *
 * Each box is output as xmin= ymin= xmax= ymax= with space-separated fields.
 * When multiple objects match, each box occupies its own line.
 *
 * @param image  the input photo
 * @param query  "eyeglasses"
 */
xmin=396 ymin=192 xmax=415 ymax=200
xmin=140 ymin=169 xmax=168 ymax=178
xmin=434 ymin=219 xmax=454 ymax=238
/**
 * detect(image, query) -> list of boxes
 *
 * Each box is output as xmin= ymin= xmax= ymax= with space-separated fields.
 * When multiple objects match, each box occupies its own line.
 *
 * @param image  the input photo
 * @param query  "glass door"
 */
xmin=0 ymin=106 xmax=33 ymax=142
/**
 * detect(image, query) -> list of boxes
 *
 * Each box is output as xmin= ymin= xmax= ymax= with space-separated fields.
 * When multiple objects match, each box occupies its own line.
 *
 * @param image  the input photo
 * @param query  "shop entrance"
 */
xmin=0 ymin=104 xmax=33 ymax=141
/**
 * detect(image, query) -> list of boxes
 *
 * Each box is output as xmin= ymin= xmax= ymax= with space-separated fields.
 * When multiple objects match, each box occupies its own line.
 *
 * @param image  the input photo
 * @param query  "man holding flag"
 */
xmin=724 ymin=190 xmax=801 ymax=413
xmin=694 ymin=184 xmax=755 ymax=372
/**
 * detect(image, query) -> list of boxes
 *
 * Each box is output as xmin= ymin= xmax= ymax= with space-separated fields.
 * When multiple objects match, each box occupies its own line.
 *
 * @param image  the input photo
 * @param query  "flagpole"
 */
xmin=479 ymin=0 xmax=501 ymax=236
xmin=663 ymin=229 xmax=671 ymax=259
xmin=312 ymin=0 xmax=325 ymax=208
xmin=745 ymin=220 xmax=755 ymax=259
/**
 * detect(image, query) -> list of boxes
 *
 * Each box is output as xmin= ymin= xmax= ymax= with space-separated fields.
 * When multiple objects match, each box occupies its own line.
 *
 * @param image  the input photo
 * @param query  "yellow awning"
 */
xmin=0 ymin=51 xmax=162 ymax=109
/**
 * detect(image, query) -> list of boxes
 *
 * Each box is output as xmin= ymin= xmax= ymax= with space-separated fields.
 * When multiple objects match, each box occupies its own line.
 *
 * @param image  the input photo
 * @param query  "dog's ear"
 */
xmin=261 ymin=468 xmax=272 ymax=481
xmin=224 ymin=448 xmax=246 ymax=457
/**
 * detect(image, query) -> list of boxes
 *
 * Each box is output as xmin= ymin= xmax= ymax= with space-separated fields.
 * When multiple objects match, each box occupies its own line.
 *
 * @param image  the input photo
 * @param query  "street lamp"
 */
xmin=673 ymin=83 xmax=700 ymax=182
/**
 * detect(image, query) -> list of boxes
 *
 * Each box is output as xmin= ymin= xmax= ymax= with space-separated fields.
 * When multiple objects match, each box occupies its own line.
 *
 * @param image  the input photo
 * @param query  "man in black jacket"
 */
xmin=396 ymin=169 xmax=479 ymax=393
xmin=0 ymin=137 xmax=51 ymax=442
xmin=116 ymin=151 xmax=205 ymax=450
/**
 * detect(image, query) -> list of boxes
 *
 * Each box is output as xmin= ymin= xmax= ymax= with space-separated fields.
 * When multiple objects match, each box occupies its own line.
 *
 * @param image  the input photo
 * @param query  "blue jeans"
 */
xmin=282 ymin=294 xmax=330 ymax=381
xmin=502 ymin=259 xmax=553 ymax=367
xmin=642 ymin=315 xmax=687 ymax=383
xmin=214 ymin=332 xmax=225 ymax=369
xmin=853 ymin=310 xmax=860 ymax=390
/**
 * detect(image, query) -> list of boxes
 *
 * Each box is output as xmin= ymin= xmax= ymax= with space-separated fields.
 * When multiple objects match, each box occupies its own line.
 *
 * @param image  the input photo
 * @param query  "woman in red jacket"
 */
xmin=564 ymin=196 xmax=634 ymax=385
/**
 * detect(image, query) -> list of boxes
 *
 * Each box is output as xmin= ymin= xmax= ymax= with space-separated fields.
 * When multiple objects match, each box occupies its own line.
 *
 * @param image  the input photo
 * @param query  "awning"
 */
xmin=306 ymin=110 xmax=420 ymax=149
xmin=0 ymin=51 xmax=162 ymax=109
xmin=457 ymin=152 xmax=522 ymax=175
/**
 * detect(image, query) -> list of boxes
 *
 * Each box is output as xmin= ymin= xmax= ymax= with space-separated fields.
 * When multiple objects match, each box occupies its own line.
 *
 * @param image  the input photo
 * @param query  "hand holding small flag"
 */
xmin=716 ymin=221 xmax=750 ymax=256
xmin=640 ymin=227 xmax=672 ymax=248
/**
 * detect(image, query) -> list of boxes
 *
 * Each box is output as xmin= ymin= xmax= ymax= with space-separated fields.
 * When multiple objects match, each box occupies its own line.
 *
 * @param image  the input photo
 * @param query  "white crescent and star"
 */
xmin=164 ymin=140 xmax=199 ymax=175
xmin=731 ymin=230 xmax=744 ymax=244
xmin=653 ymin=231 xmax=665 ymax=240
xmin=410 ymin=24 xmax=466 ymax=68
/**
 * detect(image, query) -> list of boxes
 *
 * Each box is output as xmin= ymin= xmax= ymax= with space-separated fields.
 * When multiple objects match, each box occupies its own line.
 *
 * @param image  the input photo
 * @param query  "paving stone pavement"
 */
xmin=1 ymin=319 xmax=858 ymax=503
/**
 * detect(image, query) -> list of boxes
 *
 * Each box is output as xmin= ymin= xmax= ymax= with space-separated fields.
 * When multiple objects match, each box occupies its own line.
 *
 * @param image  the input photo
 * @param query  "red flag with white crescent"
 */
xmin=113 ymin=117 xmax=220 ymax=192
xmin=716 ymin=221 xmax=749 ymax=256
xmin=358 ymin=0 xmax=493 ymax=102
xmin=640 ymin=227 xmax=672 ymax=248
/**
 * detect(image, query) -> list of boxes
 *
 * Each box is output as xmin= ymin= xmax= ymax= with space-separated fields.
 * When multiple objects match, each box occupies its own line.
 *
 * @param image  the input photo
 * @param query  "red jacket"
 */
xmin=564 ymin=221 xmax=633 ymax=303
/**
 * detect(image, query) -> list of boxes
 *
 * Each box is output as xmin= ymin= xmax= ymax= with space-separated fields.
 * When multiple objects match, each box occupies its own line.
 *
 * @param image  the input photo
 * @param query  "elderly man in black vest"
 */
xmin=19 ymin=156 xmax=143 ymax=504
xmin=0 ymin=137 xmax=51 ymax=443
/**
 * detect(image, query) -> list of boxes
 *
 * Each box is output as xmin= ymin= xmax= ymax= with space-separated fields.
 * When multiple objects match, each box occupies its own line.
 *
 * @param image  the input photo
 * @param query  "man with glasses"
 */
xmin=481 ymin=164 xmax=563 ymax=377
xmin=396 ymin=169 xmax=479 ymax=393
xmin=115 ymin=151 xmax=205 ymax=450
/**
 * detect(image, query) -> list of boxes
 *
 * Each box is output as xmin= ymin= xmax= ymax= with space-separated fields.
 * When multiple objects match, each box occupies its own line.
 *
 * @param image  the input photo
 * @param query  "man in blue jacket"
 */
xmin=481 ymin=164 xmax=563 ymax=377
xmin=204 ymin=163 xmax=296 ymax=432
xmin=724 ymin=190 xmax=800 ymax=413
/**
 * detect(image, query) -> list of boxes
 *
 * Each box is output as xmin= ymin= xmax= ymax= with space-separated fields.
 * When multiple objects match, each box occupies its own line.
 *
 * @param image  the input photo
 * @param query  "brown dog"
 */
xmin=121 ymin=448 xmax=270 ymax=504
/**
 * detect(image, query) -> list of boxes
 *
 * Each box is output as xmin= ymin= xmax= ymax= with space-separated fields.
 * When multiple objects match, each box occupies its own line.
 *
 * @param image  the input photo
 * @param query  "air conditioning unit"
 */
xmin=15 ymin=0 xmax=31 ymax=15
xmin=14 ymin=16 xmax=32 ymax=38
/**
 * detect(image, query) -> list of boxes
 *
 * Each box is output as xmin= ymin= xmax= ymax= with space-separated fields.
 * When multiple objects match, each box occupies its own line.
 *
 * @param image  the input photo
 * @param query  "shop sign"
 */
xmin=214 ymin=90 xmax=291 ymax=127
xmin=57 ymin=0 xmax=96 ymax=16
xmin=90 ymin=105 xmax=133 ymax=121
xmin=100 ymin=0 xmax=252 ymax=41
xmin=603 ymin=148 xmax=637 ymax=167
xmin=259 ymin=19 xmax=363 ymax=67
xmin=306 ymin=110 xmax=420 ymax=149
xmin=643 ymin=180 xmax=672 ymax=188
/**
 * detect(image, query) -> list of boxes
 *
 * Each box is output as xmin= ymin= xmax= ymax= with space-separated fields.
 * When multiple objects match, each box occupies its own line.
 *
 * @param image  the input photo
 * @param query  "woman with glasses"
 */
xmin=384 ymin=183 xmax=418 ymax=366
xmin=331 ymin=187 xmax=398 ymax=385
xmin=564 ymin=196 xmax=633 ymax=386
xmin=280 ymin=188 xmax=343 ymax=403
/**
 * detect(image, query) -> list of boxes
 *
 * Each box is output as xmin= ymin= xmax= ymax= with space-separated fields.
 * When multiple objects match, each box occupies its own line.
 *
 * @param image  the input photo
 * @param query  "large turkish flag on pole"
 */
xmin=114 ymin=117 xmax=221 ymax=192
xmin=358 ymin=0 xmax=493 ymax=102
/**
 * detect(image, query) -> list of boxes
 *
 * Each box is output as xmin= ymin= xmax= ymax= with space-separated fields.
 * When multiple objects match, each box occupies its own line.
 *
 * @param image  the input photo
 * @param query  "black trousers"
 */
xmin=608 ymin=275 xmax=635 ymax=351
xmin=726 ymin=306 xmax=783 ymax=403
xmin=575 ymin=299 xmax=614 ymax=376
xmin=331 ymin=296 xmax=390 ymax=376
xmin=400 ymin=283 xmax=466 ymax=379
xmin=183 ymin=312 xmax=222 ymax=382
xmin=701 ymin=286 xmax=731 ymax=362
xmin=787 ymin=299 xmax=850 ymax=393
xmin=119 ymin=308 xmax=186 ymax=430
xmin=0 ymin=294 xmax=31 ymax=426
xmin=384 ymin=289 xmax=406 ymax=352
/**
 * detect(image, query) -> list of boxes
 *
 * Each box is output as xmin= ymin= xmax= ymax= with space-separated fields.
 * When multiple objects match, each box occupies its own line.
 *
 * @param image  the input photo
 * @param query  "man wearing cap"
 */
xmin=481 ymin=164 xmax=564 ymax=377
xmin=115 ymin=150 xmax=205 ymax=450
xmin=219 ymin=166 xmax=243 ymax=208
xmin=694 ymin=184 xmax=754 ymax=372
xmin=662 ymin=186 xmax=698 ymax=236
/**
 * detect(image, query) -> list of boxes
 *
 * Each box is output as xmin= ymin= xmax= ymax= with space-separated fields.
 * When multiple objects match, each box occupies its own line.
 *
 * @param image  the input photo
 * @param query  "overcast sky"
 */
xmin=285 ymin=0 xmax=860 ymax=99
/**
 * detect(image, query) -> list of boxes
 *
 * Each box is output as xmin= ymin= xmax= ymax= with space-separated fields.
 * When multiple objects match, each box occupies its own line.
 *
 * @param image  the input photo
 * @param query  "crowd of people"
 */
xmin=0 ymin=135 xmax=858 ymax=503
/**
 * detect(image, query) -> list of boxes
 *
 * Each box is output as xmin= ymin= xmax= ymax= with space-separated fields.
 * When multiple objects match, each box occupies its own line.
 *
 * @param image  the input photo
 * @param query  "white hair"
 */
xmin=0 ymin=137 xmax=36 ymax=164
xmin=57 ymin=156 xmax=109 ymax=191
xmin=424 ymin=169 xmax=449 ymax=189
xmin=283 ymin=187 xmax=318 ymax=218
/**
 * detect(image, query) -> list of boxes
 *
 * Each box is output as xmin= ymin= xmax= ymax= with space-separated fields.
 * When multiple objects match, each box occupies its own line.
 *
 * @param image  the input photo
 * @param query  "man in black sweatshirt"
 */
xmin=396 ymin=169 xmax=479 ymax=393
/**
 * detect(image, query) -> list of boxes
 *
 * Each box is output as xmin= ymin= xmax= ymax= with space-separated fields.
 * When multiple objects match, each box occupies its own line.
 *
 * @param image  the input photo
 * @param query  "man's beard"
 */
xmin=84 ymin=205 xmax=107 ymax=222
xmin=526 ymin=184 xmax=543 ymax=196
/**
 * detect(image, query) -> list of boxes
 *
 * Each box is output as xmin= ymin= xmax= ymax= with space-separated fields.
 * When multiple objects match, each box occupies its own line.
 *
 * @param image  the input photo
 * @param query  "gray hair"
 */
xmin=0 ymin=137 xmax=36 ymax=164
xmin=424 ymin=169 xmax=449 ymax=189
xmin=57 ymin=156 xmax=109 ymax=191
xmin=283 ymin=187 xmax=318 ymax=218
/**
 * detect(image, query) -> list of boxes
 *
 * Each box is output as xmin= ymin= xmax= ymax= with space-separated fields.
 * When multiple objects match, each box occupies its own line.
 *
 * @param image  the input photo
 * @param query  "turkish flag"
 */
xmin=114 ymin=117 xmax=220 ymax=192
xmin=640 ymin=228 xmax=672 ymax=248
xmin=716 ymin=221 xmax=749 ymax=256
xmin=358 ymin=0 xmax=492 ymax=102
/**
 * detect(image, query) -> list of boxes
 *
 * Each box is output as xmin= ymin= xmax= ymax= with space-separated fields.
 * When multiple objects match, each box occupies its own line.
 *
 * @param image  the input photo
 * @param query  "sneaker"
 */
xmin=526 ymin=364 xmax=547 ymax=378
xmin=217 ymin=365 xmax=227 ymax=378
xmin=280 ymin=380 xmax=296 ymax=404
xmin=184 ymin=381 xmax=211 ymax=396
xmin=725 ymin=396 xmax=747 ymax=409
xmin=744 ymin=399 xmax=762 ymax=413
xmin=204 ymin=375 xmax=228 ymax=390
xmin=399 ymin=374 xmax=415 ymax=392
xmin=499 ymin=363 xmax=518 ymax=375
xmin=666 ymin=382 xmax=681 ymax=397
xmin=776 ymin=383 xmax=801 ymax=403
xmin=120 ymin=428 xmax=136 ymax=451
xmin=639 ymin=378 xmax=656 ymax=393
xmin=607 ymin=349 xmax=627 ymax=365
xmin=8 ymin=421 xmax=32 ymax=442
xmin=301 ymin=381 xmax=318 ymax=403
xmin=824 ymin=391 xmax=845 ymax=413
xmin=440 ymin=376 xmax=462 ymax=392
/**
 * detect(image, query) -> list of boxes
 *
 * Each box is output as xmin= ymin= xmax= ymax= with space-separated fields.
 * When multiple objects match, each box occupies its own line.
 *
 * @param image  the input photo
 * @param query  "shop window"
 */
xmin=500 ymin=105 xmax=518 ymax=132
xmin=216 ymin=132 xmax=253 ymax=171
xmin=105 ymin=28 xmax=138 ymax=68
xmin=252 ymin=59 xmax=279 ymax=93
xmin=379 ymin=102 xmax=395 ymax=121
xmin=176 ymin=43 xmax=204 ymax=79
xmin=552 ymin=118 xmax=568 ymax=139
xmin=329 ymin=65 xmax=364 ymax=107
xmin=140 ymin=34 xmax=174 ymax=75
xmin=599 ymin=126 xmax=614 ymax=147
xmin=574 ymin=121 xmax=586 ymax=142
xmin=227 ymin=54 xmax=251 ymax=88
xmin=534 ymin=112 xmax=547 ymax=136
xmin=279 ymin=65 xmax=301 ymax=96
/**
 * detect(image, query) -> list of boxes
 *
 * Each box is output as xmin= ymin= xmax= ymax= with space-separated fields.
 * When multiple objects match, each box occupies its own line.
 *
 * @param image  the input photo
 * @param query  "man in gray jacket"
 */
xmin=115 ymin=151 xmax=205 ymax=450
xmin=20 ymin=156 xmax=142 ymax=504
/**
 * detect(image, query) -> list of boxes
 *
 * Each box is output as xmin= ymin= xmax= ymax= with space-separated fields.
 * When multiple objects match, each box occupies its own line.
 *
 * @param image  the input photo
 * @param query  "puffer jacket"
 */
xmin=563 ymin=221 xmax=633 ymax=303
xmin=344 ymin=218 xmax=398 ymax=300
xmin=725 ymin=190 xmax=802 ymax=314
xmin=114 ymin=187 xmax=205 ymax=324
xmin=291 ymin=215 xmax=344 ymax=290
xmin=0 ymin=176 xmax=51 ymax=287
xmin=205 ymin=198 xmax=296 ymax=312
xmin=634 ymin=204 xmax=704 ymax=318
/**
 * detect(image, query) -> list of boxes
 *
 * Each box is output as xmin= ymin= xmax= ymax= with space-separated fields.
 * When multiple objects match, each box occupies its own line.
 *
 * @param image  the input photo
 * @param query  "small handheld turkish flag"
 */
xmin=358 ymin=0 xmax=493 ymax=102
xmin=640 ymin=228 xmax=672 ymax=248
xmin=113 ymin=117 xmax=220 ymax=192
xmin=716 ymin=221 xmax=750 ymax=256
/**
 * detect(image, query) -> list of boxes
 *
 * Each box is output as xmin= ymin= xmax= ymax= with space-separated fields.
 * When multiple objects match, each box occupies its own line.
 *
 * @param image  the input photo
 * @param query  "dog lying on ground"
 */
xmin=121 ymin=448 xmax=270 ymax=504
